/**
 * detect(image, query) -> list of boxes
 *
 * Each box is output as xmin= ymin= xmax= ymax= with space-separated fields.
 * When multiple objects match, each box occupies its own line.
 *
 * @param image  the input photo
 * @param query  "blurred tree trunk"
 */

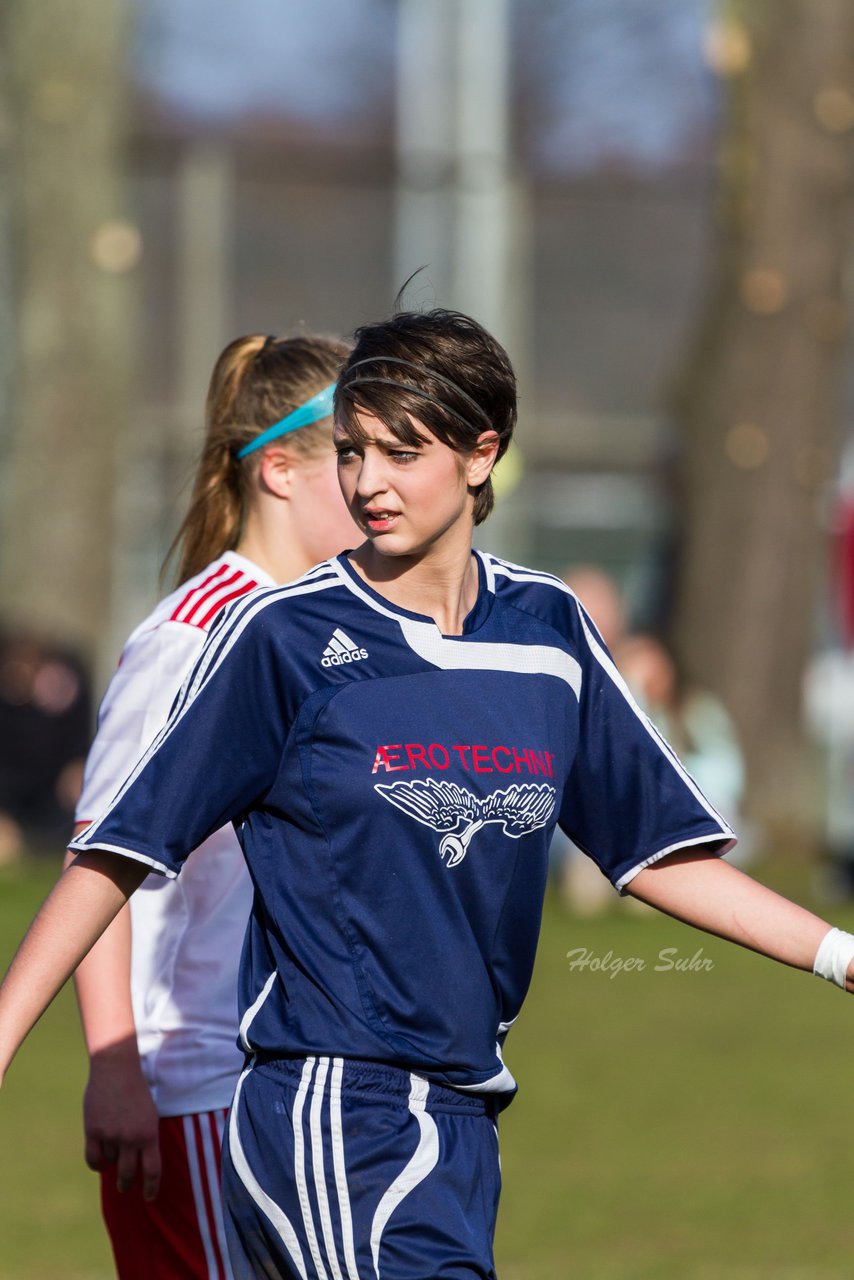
xmin=0 ymin=13 xmax=14 ymax=491
xmin=669 ymin=0 xmax=854 ymax=842
xmin=0 ymin=0 xmax=132 ymax=668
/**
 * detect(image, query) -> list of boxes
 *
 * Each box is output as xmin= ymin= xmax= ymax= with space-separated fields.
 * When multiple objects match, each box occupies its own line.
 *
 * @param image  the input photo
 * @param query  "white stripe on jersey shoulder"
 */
xmin=484 ymin=552 xmax=609 ymax=647
xmin=77 ymin=570 xmax=340 ymax=852
xmin=332 ymin=555 xmax=582 ymax=696
xmin=161 ymin=564 xmax=339 ymax=717
xmin=483 ymin=553 xmax=573 ymax=594
xmin=476 ymin=548 xmax=497 ymax=593
xmin=177 ymin=568 xmax=340 ymax=712
xmin=294 ymin=559 xmax=346 ymax=584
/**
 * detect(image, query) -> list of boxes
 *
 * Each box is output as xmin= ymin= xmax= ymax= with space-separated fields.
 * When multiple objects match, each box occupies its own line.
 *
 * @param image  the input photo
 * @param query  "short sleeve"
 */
xmin=558 ymin=603 xmax=736 ymax=892
xmin=75 ymin=621 xmax=205 ymax=825
xmin=70 ymin=600 xmax=290 ymax=878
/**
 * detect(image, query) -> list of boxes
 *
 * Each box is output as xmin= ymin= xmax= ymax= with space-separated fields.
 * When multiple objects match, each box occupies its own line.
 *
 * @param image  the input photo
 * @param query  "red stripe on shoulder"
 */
xmin=196 ymin=579 xmax=259 ymax=630
xmin=169 ymin=563 xmax=232 ymax=624
xmin=181 ymin=570 xmax=243 ymax=627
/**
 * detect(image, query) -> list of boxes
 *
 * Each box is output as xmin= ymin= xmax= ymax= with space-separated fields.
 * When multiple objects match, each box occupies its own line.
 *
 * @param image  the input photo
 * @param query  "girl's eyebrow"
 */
xmin=334 ymin=430 xmax=424 ymax=450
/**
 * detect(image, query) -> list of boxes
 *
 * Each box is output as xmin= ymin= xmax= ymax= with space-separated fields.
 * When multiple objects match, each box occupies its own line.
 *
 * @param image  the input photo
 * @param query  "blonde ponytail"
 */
xmin=165 ymin=333 xmax=349 ymax=586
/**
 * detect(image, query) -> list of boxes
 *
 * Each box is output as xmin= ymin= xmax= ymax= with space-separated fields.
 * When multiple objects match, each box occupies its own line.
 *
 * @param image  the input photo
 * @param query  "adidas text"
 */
xmin=322 ymin=647 xmax=369 ymax=668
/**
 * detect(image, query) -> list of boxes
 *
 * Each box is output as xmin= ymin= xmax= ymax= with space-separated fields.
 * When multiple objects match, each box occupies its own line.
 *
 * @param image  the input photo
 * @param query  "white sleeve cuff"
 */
xmin=813 ymin=927 xmax=854 ymax=988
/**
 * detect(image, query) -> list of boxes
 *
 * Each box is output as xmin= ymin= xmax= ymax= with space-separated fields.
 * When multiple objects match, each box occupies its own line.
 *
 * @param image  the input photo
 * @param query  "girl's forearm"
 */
xmin=63 ymin=846 xmax=138 ymax=1058
xmin=627 ymin=849 xmax=835 ymax=976
xmin=0 ymin=850 xmax=149 ymax=1082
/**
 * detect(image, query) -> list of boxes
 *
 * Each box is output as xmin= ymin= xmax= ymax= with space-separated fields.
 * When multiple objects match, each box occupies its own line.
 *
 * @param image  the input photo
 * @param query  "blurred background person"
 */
xmin=0 ymin=632 xmax=91 ymax=864
xmin=617 ymin=631 xmax=751 ymax=865
xmin=556 ymin=565 xmax=627 ymax=655
xmin=551 ymin=564 xmax=628 ymax=914
xmin=803 ymin=457 xmax=854 ymax=900
xmin=68 ymin=333 xmax=359 ymax=1280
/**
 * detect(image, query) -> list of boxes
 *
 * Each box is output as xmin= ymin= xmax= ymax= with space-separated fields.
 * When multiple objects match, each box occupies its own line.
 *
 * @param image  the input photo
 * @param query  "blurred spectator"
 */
xmin=554 ymin=587 xmax=750 ymax=914
xmin=803 ymin=474 xmax=854 ymax=899
xmin=804 ymin=649 xmax=854 ymax=898
xmin=553 ymin=565 xmax=628 ymax=914
xmin=560 ymin=564 xmax=627 ymax=653
xmin=617 ymin=632 xmax=749 ymax=863
xmin=0 ymin=631 xmax=91 ymax=861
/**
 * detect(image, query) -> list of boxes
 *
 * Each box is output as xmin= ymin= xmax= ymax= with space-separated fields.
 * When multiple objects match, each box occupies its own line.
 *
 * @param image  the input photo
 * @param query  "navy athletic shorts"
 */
xmin=222 ymin=1054 xmax=502 ymax=1279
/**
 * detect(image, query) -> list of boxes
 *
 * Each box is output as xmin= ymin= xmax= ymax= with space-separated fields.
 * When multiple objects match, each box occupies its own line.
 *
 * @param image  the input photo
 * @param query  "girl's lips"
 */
xmin=363 ymin=511 xmax=400 ymax=532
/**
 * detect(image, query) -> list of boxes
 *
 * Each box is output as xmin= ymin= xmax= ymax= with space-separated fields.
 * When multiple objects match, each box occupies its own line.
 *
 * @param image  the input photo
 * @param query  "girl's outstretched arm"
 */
xmin=627 ymin=848 xmax=854 ymax=988
xmin=0 ymin=850 xmax=150 ymax=1084
xmin=62 ymin=839 xmax=162 ymax=1201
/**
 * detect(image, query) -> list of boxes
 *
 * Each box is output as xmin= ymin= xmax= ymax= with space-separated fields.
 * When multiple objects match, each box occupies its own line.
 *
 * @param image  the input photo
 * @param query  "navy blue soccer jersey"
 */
xmin=71 ymin=552 xmax=735 ymax=1096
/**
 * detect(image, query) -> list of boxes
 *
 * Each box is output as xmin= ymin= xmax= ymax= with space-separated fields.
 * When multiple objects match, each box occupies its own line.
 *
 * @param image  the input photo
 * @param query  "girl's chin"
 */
xmin=359 ymin=535 xmax=427 ymax=564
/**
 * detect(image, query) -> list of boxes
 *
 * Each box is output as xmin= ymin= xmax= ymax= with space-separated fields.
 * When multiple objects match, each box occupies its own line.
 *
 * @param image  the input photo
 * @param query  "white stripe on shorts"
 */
xmin=329 ymin=1057 xmax=361 ymax=1280
xmin=202 ymin=1112 xmax=233 ymax=1279
xmin=228 ymin=1068 xmax=309 ymax=1279
xmin=369 ymin=1075 xmax=439 ymax=1279
xmin=293 ymin=1058 xmax=330 ymax=1280
xmin=183 ymin=1111 xmax=232 ymax=1280
xmin=310 ymin=1057 xmax=345 ymax=1280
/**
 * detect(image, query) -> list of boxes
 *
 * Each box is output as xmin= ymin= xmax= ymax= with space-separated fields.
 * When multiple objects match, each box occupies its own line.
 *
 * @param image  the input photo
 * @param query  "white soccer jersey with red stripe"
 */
xmin=76 ymin=552 xmax=274 ymax=1116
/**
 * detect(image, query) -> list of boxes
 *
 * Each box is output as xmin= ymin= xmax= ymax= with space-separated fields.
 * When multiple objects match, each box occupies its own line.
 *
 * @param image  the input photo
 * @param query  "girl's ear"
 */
xmin=258 ymin=446 xmax=296 ymax=500
xmin=466 ymin=431 xmax=500 ymax=487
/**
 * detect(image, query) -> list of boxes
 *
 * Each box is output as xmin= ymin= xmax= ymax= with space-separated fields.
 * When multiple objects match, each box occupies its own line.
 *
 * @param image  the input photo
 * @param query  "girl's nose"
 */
xmin=355 ymin=450 xmax=388 ymax=499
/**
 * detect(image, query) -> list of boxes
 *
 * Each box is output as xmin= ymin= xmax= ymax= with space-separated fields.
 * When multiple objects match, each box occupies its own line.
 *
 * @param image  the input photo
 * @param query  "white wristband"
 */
xmin=813 ymin=927 xmax=854 ymax=988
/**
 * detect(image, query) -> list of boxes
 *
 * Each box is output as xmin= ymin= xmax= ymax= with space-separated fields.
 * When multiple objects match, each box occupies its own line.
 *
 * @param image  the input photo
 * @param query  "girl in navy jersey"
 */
xmin=65 ymin=332 xmax=359 ymax=1280
xmin=2 ymin=309 xmax=854 ymax=1280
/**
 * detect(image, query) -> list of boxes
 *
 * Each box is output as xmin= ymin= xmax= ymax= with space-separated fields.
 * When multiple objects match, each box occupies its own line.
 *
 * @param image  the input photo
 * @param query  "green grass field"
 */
xmin=2 ymin=858 xmax=854 ymax=1279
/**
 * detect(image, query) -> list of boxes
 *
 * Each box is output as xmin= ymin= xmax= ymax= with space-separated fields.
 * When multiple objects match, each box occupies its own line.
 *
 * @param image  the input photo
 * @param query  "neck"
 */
xmin=349 ymin=532 xmax=479 ymax=636
xmin=237 ymin=510 xmax=312 ymax=584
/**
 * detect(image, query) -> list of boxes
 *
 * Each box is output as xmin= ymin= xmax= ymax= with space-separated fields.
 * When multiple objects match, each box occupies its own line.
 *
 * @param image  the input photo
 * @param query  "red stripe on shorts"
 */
xmin=191 ymin=1113 xmax=228 ymax=1280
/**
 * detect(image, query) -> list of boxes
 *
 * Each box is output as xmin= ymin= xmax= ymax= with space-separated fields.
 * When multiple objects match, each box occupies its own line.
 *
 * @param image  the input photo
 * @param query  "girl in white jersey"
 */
xmin=66 ymin=332 xmax=359 ymax=1280
xmin=3 ymin=309 xmax=854 ymax=1280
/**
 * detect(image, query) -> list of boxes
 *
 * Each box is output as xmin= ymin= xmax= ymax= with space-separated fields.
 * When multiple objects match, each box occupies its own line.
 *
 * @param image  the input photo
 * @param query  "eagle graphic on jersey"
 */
xmin=374 ymin=777 xmax=557 ymax=867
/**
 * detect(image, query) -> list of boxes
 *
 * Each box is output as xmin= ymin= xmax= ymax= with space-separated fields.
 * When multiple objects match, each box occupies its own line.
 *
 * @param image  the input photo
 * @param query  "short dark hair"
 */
xmin=334 ymin=309 xmax=516 ymax=524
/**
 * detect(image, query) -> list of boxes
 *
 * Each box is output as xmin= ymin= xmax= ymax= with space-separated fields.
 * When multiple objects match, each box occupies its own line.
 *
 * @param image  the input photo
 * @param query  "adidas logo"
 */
xmin=321 ymin=628 xmax=369 ymax=668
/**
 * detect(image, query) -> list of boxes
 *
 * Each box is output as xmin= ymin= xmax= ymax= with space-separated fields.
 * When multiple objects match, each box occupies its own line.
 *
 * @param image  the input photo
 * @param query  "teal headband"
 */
xmin=236 ymin=382 xmax=336 ymax=459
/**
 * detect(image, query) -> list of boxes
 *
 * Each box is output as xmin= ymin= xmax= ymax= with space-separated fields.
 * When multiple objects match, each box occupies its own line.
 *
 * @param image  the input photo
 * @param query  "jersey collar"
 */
xmin=333 ymin=550 xmax=494 ymax=637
